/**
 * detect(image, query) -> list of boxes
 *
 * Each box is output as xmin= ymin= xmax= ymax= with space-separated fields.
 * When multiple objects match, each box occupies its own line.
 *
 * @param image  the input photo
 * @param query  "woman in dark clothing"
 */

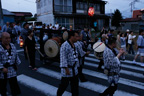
xmin=25 ymin=30 xmax=37 ymax=70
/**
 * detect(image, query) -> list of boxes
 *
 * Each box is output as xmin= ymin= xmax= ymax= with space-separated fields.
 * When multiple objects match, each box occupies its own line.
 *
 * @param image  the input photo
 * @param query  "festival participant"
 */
xmin=75 ymin=32 xmax=90 ymax=82
xmin=0 ymin=32 xmax=21 ymax=96
xmin=57 ymin=31 xmax=79 ymax=96
xmin=99 ymin=37 xmax=124 ymax=96
xmin=97 ymin=34 xmax=107 ymax=70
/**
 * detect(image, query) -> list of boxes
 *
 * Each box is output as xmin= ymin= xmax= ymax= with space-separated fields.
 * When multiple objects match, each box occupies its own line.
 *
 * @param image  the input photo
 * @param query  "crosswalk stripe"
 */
xmin=19 ymin=53 xmax=144 ymax=74
xmin=17 ymin=74 xmax=71 ymax=96
xmin=79 ymin=82 xmax=138 ymax=96
xmin=85 ymin=57 xmax=144 ymax=72
xmin=121 ymin=60 xmax=143 ymax=66
xmin=121 ymin=64 xmax=144 ymax=72
xmin=83 ymin=69 xmax=144 ymax=90
xmin=16 ymin=49 xmax=24 ymax=53
xmin=88 ymin=54 xmax=95 ymax=57
xmin=19 ymin=53 xmax=144 ymax=90
xmin=37 ymin=67 xmax=139 ymax=96
xmin=88 ymin=54 xmax=143 ymax=66
xmin=84 ymin=62 xmax=144 ymax=78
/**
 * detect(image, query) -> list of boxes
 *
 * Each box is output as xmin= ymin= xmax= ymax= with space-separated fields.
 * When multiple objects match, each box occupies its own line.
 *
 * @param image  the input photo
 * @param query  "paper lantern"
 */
xmin=88 ymin=7 xmax=95 ymax=16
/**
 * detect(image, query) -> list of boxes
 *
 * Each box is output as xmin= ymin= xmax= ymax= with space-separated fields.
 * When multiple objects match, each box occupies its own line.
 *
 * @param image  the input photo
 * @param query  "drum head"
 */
xmin=44 ymin=39 xmax=60 ymax=58
xmin=93 ymin=42 xmax=106 ymax=52
xmin=63 ymin=31 xmax=68 ymax=41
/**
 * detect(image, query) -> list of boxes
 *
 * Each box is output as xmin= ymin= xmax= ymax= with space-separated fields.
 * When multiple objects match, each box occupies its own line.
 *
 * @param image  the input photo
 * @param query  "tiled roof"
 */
xmin=121 ymin=18 xmax=142 ymax=22
xmin=2 ymin=9 xmax=15 ymax=16
xmin=11 ymin=12 xmax=32 ymax=17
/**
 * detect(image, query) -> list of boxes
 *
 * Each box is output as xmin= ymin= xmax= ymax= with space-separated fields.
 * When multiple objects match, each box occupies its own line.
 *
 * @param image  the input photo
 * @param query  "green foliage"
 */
xmin=26 ymin=17 xmax=37 ymax=21
xmin=111 ymin=9 xmax=123 ymax=28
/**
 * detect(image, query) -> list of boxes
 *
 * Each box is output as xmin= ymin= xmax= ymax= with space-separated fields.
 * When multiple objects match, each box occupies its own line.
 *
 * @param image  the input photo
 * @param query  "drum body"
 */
xmin=44 ymin=37 xmax=61 ymax=58
xmin=93 ymin=42 xmax=106 ymax=59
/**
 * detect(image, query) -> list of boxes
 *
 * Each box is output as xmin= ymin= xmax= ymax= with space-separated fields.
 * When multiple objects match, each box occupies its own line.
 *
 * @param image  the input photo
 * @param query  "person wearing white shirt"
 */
xmin=49 ymin=24 xmax=52 ymax=29
xmin=55 ymin=22 xmax=59 ymax=30
xmin=128 ymin=31 xmax=135 ymax=55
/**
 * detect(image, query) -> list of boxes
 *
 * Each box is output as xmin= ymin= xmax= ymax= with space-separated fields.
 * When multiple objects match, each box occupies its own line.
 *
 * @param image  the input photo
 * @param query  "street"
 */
xmin=3 ymin=46 xmax=143 ymax=96
xmin=1 ymin=0 xmax=144 ymax=96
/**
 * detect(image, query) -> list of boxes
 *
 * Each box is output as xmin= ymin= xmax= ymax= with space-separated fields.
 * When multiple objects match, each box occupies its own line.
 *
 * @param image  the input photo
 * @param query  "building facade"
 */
xmin=121 ymin=9 xmax=144 ymax=32
xmin=2 ymin=9 xmax=15 ymax=24
xmin=36 ymin=0 xmax=109 ymax=30
xmin=11 ymin=12 xmax=33 ymax=23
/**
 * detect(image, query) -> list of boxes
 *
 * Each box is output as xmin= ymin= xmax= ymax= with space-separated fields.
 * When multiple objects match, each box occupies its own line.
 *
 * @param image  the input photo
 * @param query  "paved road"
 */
xmin=1 ymin=48 xmax=144 ymax=96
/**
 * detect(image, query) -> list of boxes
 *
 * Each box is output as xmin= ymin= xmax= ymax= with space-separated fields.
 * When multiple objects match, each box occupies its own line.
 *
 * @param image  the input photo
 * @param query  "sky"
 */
xmin=1 ymin=0 xmax=144 ymax=18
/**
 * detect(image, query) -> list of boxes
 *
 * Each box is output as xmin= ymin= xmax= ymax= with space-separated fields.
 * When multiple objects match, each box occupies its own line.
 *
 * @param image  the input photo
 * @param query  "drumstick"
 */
xmin=26 ymin=47 xmax=30 ymax=64
xmin=36 ymin=47 xmax=44 ymax=57
xmin=94 ymin=42 xmax=103 ymax=50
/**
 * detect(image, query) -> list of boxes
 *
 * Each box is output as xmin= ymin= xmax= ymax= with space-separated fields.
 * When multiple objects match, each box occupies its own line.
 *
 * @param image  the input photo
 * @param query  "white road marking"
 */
xmin=85 ymin=57 xmax=144 ymax=72
xmin=84 ymin=62 xmax=144 ymax=78
xmin=88 ymin=54 xmax=143 ymax=66
xmin=16 ymin=49 xmax=24 ymax=53
xmin=17 ymin=74 xmax=71 ymax=96
xmin=37 ymin=68 xmax=139 ymax=96
xmin=83 ymin=69 xmax=144 ymax=90
xmin=19 ymin=53 xmax=144 ymax=90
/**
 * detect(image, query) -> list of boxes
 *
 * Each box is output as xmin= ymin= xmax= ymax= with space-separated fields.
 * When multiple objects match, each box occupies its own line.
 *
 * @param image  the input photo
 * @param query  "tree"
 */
xmin=111 ymin=9 xmax=123 ymax=28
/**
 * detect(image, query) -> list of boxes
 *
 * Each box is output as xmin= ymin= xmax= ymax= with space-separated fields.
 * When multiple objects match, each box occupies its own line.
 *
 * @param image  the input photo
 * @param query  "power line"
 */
xmin=129 ymin=0 xmax=140 ymax=11
xmin=121 ymin=8 xmax=131 ymax=12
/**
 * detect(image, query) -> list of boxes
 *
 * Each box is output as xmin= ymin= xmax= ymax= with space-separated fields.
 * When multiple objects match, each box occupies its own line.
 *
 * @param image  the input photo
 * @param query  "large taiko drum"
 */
xmin=44 ymin=37 xmax=61 ymax=58
xmin=93 ymin=42 xmax=106 ymax=59
xmin=62 ymin=31 xmax=68 ymax=41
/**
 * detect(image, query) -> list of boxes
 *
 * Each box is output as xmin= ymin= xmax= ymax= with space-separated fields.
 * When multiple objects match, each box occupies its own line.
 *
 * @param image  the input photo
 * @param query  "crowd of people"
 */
xmin=100 ymin=27 xmax=144 ymax=66
xmin=0 ymin=21 xmax=144 ymax=96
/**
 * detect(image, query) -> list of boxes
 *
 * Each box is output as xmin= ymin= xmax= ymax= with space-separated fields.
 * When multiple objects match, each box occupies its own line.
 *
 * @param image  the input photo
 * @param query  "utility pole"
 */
xmin=0 ymin=0 xmax=4 ymax=27
xmin=129 ymin=0 xmax=140 ymax=16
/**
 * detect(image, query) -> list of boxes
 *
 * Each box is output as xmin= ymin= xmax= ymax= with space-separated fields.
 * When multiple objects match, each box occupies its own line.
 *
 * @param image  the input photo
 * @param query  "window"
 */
xmin=54 ymin=0 xmax=63 ymax=5
xmin=84 ymin=3 xmax=88 ymax=10
xmin=92 ymin=4 xmax=100 ymax=13
xmin=76 ymin=2 xmax=88 ymax=11
xmin=54 ymin=0 xmax=72 ymax=13
xmin=80 ymin=2 xmax=83 ymax=10
xmin=55 ymin=17 xmax=73 ymax=29
xmin=56 ymin=17 xmax=62 ymax=23
xmin=76 ymin=3 xmax=79 ymax=9
xmin=66 ymin=18 xmax=69 ymax=23
xmin=131 ymin=24 xmax=139 ymax=30
xmin=62 ymin=18 xmax=65 ymax=23
xmin=64 ymin=0 xmax=67 ymax=5
xmin=96 ymin=4 xmax=100 ymax=11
